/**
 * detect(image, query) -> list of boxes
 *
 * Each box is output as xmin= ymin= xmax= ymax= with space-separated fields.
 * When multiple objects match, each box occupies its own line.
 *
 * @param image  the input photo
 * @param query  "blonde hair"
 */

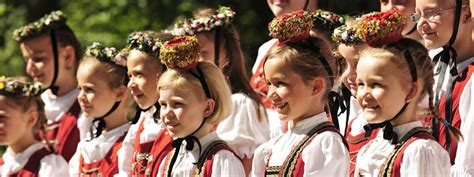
xmin=79 ymin=57 xmax=128 ymax=89
xmin=360 ymin=38 xmax=462 ymax=140
xmin=157 ymin=61 xmax=232 ymax=124
xmin=267 ymin=37 xmax=339 ymax=99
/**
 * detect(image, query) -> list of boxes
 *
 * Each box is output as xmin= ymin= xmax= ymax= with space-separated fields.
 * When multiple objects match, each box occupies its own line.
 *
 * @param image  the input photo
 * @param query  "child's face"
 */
xmin=127 ymin=50 xmax=163 ymax=109
xmin=416 ymin=0 xmax=457 ymax=49
xmin=267 ymin=0 xmax=312 ymax=17
xmin=356 ymin=57 xmax=411 ymax=123
xmin=264 ymin=57 xmax=323 ymax=123
xmin=196 ymin=33 xmax=228 ymax=69
xmin=158 ymin=87 xmax=208 ymax=138
xmin=338 ymin=44 xmax=360 ymax=96
xmin=0 ymin=99 xmax=35 ymax=146
xmin=380 ymin=0 xmax=418 ymax=35
xmin=20 ymin=35 xmax=72 ymax=88
xmin=77 ymin=66 xmax=124 ymax=118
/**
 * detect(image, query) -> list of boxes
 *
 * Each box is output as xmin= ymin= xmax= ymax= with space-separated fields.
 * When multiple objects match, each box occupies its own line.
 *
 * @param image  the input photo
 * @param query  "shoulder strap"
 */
xmin=20 ymin=147 xmax=54 ymax=176
xmin=195 ymin=140 xmax=241 ymax=177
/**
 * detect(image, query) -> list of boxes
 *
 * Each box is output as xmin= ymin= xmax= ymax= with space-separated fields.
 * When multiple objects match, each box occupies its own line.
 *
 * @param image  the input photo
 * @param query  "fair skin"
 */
xmin=158 ymin=86 xmax=215 ymax=139
xmin=416 ymin=0 xmax=474 ymax=62
xmin=77 ymin=63 xmax=130 ymax=131
xmin=20 ymin=35 xmax=78 ymax=97
xmin=356 ymin=56 xmax=419 ymax=126
xmin=380 ymin=0 xmax=422 ymax=40
xmin=338 ymin=44 xmax=363 ymax=96
xmin=127 ymin=50 xmax=164 ymax=109
xmin=196 ymin=33 xmax=228 ymax=69
xmin=0 ymin=98 xmax=39 ymax=154
xmin=264 ymin=57 xmax=326 ymax=126
xmin=267 ymin=0 xmax=318 ymax=17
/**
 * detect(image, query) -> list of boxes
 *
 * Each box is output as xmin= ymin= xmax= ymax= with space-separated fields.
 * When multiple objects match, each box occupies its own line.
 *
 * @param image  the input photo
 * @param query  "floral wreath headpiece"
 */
xmin=126 ymin=31 xmax=165 ymax=58
xmin=311 ymin=10 xmax=345 ymax=31
xmin=85 ymin=42 xmax=126 ymax=67
xmin=13 ymin=11 xmax=67 ymax=42
xmin=171 ymin=6 xmax=236 ymax=36
xmin=332 ymin=24 xmax=362 ymax=45
xmin=356 ymin=9 xmax=406 ymax=47
xmin=269 ymin=10 xmax=313 ymax=45
xmin=0 ymin=76 xmax=43 ymax=97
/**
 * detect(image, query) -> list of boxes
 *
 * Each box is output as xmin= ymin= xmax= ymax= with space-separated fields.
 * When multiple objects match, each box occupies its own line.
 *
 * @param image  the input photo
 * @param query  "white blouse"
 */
xmin=355 ymin=121 xmax=451 ymax=177
xmin=216 ymin=93 xmax=270 ymax=159
xmin=157 ymin=132 xmax=245 ymax=177
xmin=338 ymin=96 xmax=362 ymax=136
xmin=115 ymin=106 xmax=164 ymax=177
xmin=251 ymin=112 xmax=350 ymax=177
xmin=69 ymin=123 xmax=131 ymax=177
xmin=0 ymin=142 xmax=69 ymax=177
xmin=41 ymin=89 xmax=91 ymax=140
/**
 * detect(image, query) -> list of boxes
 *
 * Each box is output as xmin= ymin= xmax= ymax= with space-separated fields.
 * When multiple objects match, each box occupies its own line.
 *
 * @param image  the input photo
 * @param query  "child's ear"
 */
xmin=115 ymin=85 xmax=128 ymax=101
xmin=26 ymin=108 xmax=39 ymax=129
xmin=405 ymin=82 xmax=419 ymax=103
xmin=62 ymin=45 xmax=76 ymax=70
xmin=310 ymin=77 xmax=325 ymax=96
xmin=203 ymin=98 xmax=215 ymax=118
xmin=463 ymin=6 xmax=472 ymax=22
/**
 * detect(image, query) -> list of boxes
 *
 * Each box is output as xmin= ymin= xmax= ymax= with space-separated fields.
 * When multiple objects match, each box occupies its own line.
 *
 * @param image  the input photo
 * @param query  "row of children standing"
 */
xmin=1 ymin=0 xmax=473 ymax=177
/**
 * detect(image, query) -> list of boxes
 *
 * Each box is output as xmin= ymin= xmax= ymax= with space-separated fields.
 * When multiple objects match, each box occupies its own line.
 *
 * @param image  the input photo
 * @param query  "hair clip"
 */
xmin=13 ymin=10 xmax=67 ymax=42
xmin=172 ymin=6 xmax=236 ymax=36
xmin=356 ymin=9 xmax=406 ymax=47
xmin=85 ymin=42 xmax=126 ymax=66
xmin=0 ymin=76 xmax=43 ymax=97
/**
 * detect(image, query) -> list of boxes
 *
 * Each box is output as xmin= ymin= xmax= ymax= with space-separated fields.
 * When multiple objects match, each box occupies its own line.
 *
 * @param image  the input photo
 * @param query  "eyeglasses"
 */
xmin=411 ymin=7 xmax=456 ymax=23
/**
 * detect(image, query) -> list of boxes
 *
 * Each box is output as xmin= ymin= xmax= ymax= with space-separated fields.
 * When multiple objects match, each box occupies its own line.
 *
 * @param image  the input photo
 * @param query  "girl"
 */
xmin=69 ymin=43 xmax=132 ymax=176
xmin=156 ymin=35 xmax=245 ymax=176
xmin=14 ymin=10 xmax=87 ymax=162
xmin=172 ymin=6 xmax=269 ymax=174
xmin=415 ymin=0 xmax=474 ymax=175
xmin=251 ymin=10 xmax=349 ymax=176
xmin=0 ymin=77 xmax=69 ymax=176
xmin=115 ymin=31 xmax=174 ymax=177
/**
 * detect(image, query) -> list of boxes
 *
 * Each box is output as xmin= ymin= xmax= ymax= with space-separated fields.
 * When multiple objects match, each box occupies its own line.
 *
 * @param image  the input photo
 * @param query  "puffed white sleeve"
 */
xmin=68 ymin=146 xmax=82 ymax=177
xmin=250 ymin=141 xmax=273 ymax=177
xmin=452 ymin=74 xmax=474 ymax=177
xmin=302 ymin=131 xmax=350 ymax=177
xmin=211 ymin=150 xmax=246 ymax=177
xmin=38 ymin=154 xmax=69 ymax=177
xmin=400 ymin=139 xmax=451 ymax=177
xmin=114 ymin=118 xmax=140 ymax=177
xmin=216 ymin=93 xmax=270 ymax=159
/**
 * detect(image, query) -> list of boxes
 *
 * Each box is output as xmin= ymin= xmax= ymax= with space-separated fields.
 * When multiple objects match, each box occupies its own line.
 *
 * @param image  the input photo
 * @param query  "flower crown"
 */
xmin=172 ymin=6 xmax=236 ymax=36
xmin=0 ymin=76 xmax=43 ymax=97
xmin=13 ymin=11 xmax=67 ymax=42
xmin=332 ymin=24 xmax=362 ymax=45
xmin=85 ymin=42 xmax=126 ymax=67
xmin=356 ymin=9 xmax=406 ymax=47
xmin=159 ymin=36 xmax=202 ymax=70
xmin=126 ymin=31 xmax=165 ymax=58
xmin=311 ymin=10 xmax=345 ymax=31
xmin=269 ymin=10 xmax=313 ymax=45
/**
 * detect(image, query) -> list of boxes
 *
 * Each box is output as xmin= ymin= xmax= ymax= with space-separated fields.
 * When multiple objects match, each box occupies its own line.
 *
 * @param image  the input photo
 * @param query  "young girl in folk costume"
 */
xmin=0 ymin=77 xmax=69 ymax=176
xmin=171 ymin=6 xmax=269 ymax=174
xmin=250 ymin=0 xmax=320 ymax=138
xmin=13 ymin=10 xmax=88 ymax=162
xmin=353 ymin=11 xmax=458 ymax=176
xmin=69 ymin=43 xmax=132 ymax=176
xmin=115 ymin=31 xmax=174 ymax=177
xmin=251 ymin=10 xmax=349 ymax=177
xmin=415 ymin=0 xmax=474 ymax=175
xmin=156 ymin=35 xmax=245 ymax=176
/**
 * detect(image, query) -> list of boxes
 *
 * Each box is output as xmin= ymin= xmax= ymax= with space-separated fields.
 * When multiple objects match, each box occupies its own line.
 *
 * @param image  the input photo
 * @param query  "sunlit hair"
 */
xmin=359 ymin=38 xmax=462 ymax=140
xmin=157 ymin=61 xmax=232 ymax=124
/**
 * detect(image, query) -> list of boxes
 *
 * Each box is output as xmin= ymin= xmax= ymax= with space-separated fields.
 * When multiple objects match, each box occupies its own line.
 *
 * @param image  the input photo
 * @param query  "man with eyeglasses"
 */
xmin=380 ymin=0 xmax=422 ymax=41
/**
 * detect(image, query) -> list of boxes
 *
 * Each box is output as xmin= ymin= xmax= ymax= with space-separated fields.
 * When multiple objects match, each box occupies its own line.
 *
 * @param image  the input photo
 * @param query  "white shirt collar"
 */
xmin=393 ymin=121 xmax=423 ymax=139
xmin=288 ymin=112 xmax=328 ymax=134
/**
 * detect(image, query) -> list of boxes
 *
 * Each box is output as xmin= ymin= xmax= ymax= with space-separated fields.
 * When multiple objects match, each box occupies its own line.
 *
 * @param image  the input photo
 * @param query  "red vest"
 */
xmin=265 ymin=122 xmax=348 ymax=177
xmin=78 ymin=133 xmax=127 ymax=177
xmin=345 ymin=119 xmax=380 ymax=177
xmin=249 ymin=49 xmax=272 ymax=109
xmin=0 ymin=147 xmax=53 ymax=177
xmin=130 ymin=118 xmax=173 ymax=177
xmin=40 ymin=100 xmax=81 ymax=162
xmin=438 ymin=63 xmax=474 ymax=164
xmin=378 ymin=128 xmax=434 ymax=177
